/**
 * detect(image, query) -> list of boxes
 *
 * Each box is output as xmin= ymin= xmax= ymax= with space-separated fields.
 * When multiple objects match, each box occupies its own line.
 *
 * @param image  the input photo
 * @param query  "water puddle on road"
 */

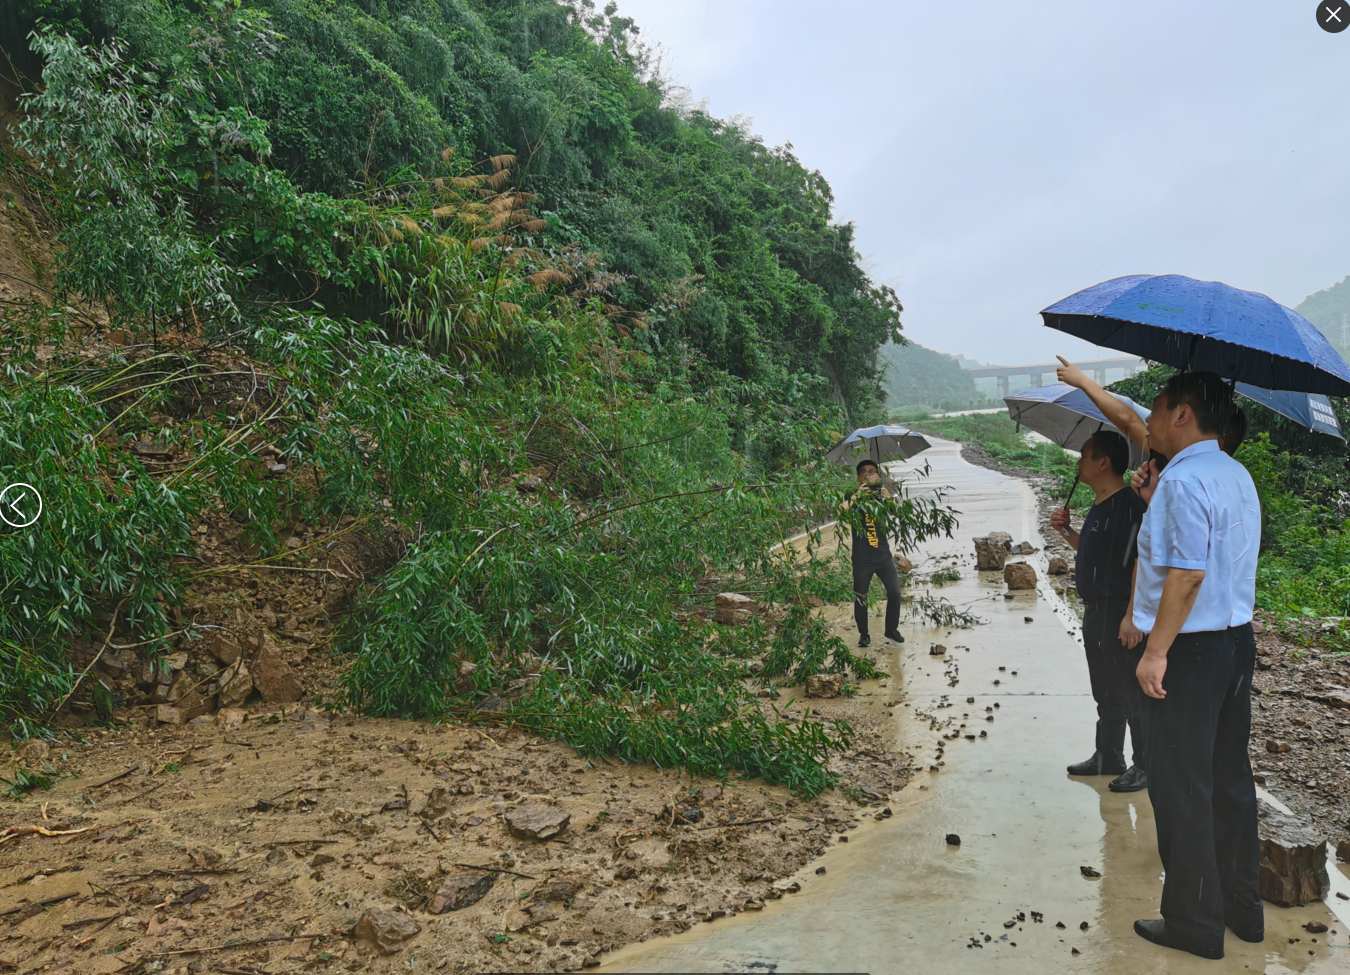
xmin=598 ymin=439 xmax=1347 ymax=974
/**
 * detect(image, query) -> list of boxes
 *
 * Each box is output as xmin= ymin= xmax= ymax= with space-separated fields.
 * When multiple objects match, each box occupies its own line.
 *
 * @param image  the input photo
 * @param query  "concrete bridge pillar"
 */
xmin=997 ymin=375 xmax=1010 ymax=398
xmin=1094 ymin=368 xmax=1107 ymax=385
xmin=1028 ymin=372 xmax=1043 ymax=388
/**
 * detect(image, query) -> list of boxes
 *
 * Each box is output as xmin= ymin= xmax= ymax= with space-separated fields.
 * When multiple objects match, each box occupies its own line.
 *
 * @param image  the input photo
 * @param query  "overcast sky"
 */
xmin=615 ymin=0 xmax=1350 ymax=366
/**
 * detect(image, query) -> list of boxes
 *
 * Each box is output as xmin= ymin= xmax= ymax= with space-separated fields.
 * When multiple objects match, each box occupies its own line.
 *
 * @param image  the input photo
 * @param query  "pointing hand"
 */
xmin=1055 ymin=356 xmax=1089 ymax=389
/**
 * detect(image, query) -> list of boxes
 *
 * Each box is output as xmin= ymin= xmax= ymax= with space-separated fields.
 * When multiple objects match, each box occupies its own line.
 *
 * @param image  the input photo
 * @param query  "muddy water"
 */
xmin=599 ymin=439 xmax=1348 ymax=974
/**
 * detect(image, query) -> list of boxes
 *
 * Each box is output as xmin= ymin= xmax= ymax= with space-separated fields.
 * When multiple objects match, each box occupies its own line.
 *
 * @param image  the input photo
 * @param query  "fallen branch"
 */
xmin=47 ymin=597 xmax=127 ymax=719
xmin=0 ymin=891 xmax=79 ymax=916
xmin=62 ymin=913 xmax=120 ymax=929
xmin=451 ymin=862 xmax=535 ymax=881
xmin=147 ymin=932 xmax=325 ymax=957
xmin=0 ymin=864 xmax=82 ymax=888
xmin=261 ymin=839 xmax=339 ymax=848
xmin=121 ymin=780 xmax=168 ymax=804
xmin=89 ymin=766 xmax=140 ymax=789
xmin=0 ymin=824 xmax=93 ymax=846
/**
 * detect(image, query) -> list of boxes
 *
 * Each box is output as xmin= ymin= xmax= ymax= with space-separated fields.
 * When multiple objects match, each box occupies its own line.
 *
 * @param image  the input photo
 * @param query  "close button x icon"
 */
xmin=1320 ymin=1 xmax=1350 ymax=31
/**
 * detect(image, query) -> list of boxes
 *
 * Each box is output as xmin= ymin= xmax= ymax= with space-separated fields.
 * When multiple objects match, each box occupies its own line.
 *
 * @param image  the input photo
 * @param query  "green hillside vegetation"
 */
xmin=878 ymin=340 xmax=988 ymax=412
xmin=0 ymin=3 xmax=962 ymax=793
xmin=1296 ymin=275 xmax=1350 ymax=360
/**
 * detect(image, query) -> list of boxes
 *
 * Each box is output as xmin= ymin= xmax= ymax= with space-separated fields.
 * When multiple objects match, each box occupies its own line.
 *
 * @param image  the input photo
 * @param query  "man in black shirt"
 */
xmin=1049 ymin=430 xmax=1149 ymax=792
xmin=843 ymin=460 xmax=906 ymax=648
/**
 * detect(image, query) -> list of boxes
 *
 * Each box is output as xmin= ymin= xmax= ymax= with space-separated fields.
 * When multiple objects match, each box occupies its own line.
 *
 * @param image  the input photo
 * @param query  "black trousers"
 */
xmin=1082 ymin=598 xmax=1147 ymax=768
xmin=1145 ymin=624 xmax=1261 ymax=949
xmin=853 ymin=558 xmax=902 ymax=637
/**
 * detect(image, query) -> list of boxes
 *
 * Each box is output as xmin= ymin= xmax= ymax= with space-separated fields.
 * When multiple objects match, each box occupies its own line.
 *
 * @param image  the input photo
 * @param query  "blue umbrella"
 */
xmin=1235 ymin=384 xmax=1345 ymax=440
xmin=824 ymin=425 xmax=931 ymax=467
xmin=1003 ymin=383 xmax=1151 ymax=467
xmin=1041 ymin=274 xmax=1350 ymax=397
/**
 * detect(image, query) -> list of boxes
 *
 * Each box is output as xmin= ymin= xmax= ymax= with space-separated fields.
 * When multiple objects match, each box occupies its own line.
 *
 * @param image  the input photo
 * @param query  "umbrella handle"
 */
xmin=1063 ymin=473 xmax=1080 ymax=512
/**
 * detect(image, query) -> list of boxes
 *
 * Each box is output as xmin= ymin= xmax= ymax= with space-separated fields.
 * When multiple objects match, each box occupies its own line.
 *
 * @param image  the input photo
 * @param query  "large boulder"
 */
xmin=1004 ymin=562 xmax=1037 ymax=590
xmin=252 ymin=638 xmax=303 ymax=704
xmin=805 ymin=673 xmax=845 ymax=698
xmin=973 ymin=536 xmax=1009 ymax=570
xmin=715 ymin=592 xmax=757 ymax=625
xmin=1257 ymin=800 xmax=1329 ymax=907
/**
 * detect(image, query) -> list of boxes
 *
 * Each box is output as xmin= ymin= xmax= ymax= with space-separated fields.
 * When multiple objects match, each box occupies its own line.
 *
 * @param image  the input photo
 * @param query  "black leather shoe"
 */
xmin=1067 ymin=751 xmax=1127 ymax=776
xmin=1224 ymin=907 xmax=1264 ymax=944
xmin=1108 ymin=765 xmax=1148 ymax=792
xmin=884 ymin=629 xmax=905 ymax=644
xmin=857 ymin=634 xmax=871 ymax=648
xmin=1133 ymin=918 xmax=1223 ymax=960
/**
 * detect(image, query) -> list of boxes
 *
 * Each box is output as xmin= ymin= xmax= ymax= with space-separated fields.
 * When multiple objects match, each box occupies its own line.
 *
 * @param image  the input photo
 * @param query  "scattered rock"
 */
xmin=1079 ymin=865 xmax=1101 ymax=879
xmin=1024 ymin=616 xmax=1033 ymax=623
xmin=1266 ymin=739 xmax=1291 ymax=754
xmin=420 ymin=787 xmax=453 ymax=820
xmin=714 ymin=592 xmax=757 ymax=625
xmin=14 ymin=740 xmax=48 ymax=762
xmin=973 ymin=536 xmax=1010 ymax=571
xmin=1011 ymin=541 xmax=1035 ymax=555
xmin=1047 ymin=558 xmax=1069 ymax=575
xmin=929 ymin=644 xmax=947 ymax=656
xmin=311 ymin=853 xmax=335 ymax=868
xmin=1337 ymin=840 xmax=1350 ymax=863
xmin=428 ymin=875 xmax=496 ymax=913
xmin=353 ymin=908 xmax=421 ymax=955
xmin=252 ymin=638 xmax=303 ymax=704
xmin=215 ymin=708 xmax=247 ymax=730
xmin=814 ymin=866 xmax=826 ymax=875
xmin=155 ymin=705 xmax=184 ymax=726
xmin=1257 ymin=800 xmax=1329 ymax=907
xmin=536 ymin=878 xmax=580 ymax=902
xmin=207 ymin=632 xmax=242 ymax=665
xmin=506 ymin=802 xmax=571 ymax=841
xmin=945 ymin=833 xmax=961 ymax=846
xmin=1080 ymin=921 xmax=1089 ymax=931
xmin=805 ymin=673 xmax=845 ymax=698
xmin=1003 ymin=562 xmax=1037 ymax=590
xmin=1251 ymin=621 xmax=1266 ymax=635
xmin=1304 ymin=921 xmax=1329 ymax=934
xmin=216 ymin=660 xmax=253 ymax=709
xmin=893 ymin=555 xmax=914 ymax=573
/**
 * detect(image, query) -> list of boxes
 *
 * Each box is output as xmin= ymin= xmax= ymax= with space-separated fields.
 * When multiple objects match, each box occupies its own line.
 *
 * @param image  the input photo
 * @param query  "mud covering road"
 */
xmin=598 ymin=438 xmax=1348 ymax=974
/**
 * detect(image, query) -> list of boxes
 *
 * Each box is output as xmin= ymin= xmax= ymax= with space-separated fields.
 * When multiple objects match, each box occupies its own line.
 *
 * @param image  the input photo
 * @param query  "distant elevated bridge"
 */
xmin=962 ymin=357 xmax=1144 ymax=398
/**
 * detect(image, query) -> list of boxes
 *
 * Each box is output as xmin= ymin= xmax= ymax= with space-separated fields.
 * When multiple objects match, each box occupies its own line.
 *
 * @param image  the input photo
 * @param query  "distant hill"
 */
xmin=1296 ymin=276 xmax=1350 ymax=360
xmin=878 ymin=341 xmax=989 ymax=411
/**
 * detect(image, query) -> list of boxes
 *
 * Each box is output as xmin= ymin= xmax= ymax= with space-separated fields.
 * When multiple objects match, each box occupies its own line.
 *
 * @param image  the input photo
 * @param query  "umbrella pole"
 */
xmin=1063 ymin=473 xmax=1079 ymax=511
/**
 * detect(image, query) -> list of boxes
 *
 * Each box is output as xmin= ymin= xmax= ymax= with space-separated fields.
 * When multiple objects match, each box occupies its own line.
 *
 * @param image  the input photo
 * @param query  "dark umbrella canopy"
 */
xmin=1041 ymin=274 xmax=1350 ymax=397
xmin=1235 ymin=384 xmax=1345 ymax=440
xmin=824 ymin=425 xmax=932 ymax=467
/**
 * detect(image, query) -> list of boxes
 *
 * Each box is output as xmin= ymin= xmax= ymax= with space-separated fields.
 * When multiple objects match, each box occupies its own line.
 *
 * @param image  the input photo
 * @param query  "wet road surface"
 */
xmin=598 ymin=439 xmax=1348 ymax=974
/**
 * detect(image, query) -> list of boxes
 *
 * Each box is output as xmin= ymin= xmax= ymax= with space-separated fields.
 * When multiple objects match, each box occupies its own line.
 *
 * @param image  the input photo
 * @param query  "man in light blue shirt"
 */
xmin=1129 ymin=372 xmax=1262 ymax=961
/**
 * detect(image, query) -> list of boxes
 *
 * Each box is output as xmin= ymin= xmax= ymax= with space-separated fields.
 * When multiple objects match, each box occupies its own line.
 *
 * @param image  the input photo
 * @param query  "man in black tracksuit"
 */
xmin=845 ymin=460 xmax=906 ymax=649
